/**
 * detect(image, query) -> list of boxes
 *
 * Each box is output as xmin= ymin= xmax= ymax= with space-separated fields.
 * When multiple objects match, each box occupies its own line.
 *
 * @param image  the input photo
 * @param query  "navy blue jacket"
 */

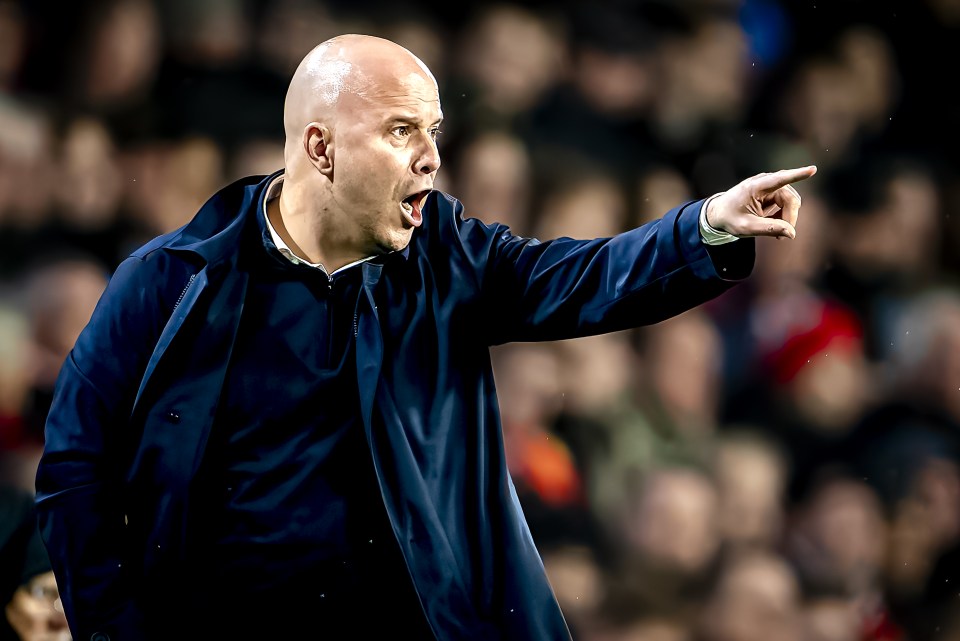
xmin=35 ymin=171 xmax=754 ymax=640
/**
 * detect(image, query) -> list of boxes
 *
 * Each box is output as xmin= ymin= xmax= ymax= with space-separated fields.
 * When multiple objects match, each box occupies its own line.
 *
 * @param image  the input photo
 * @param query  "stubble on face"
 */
xmin=328 ymin=67 xmax=443 ymax=255
xmin=281 ymin=35 xmax=443 ymax=268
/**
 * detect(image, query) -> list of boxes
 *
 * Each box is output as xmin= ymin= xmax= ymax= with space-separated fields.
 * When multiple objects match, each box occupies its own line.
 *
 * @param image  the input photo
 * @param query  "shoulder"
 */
xmin=128 ymin=172 xmax=272 ymax=263
xmin=104 ymin=251 xmax=196 ymax=306
xmin=415 ymin=190 xmax=518 ymax=253
xmin=420 ymin=190 xmax=463 ymax=234
xmin=110 ymin=172 xmax=272 ymax=294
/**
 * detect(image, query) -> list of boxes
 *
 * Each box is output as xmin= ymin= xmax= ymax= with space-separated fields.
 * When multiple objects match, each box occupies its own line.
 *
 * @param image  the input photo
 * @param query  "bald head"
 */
xmin=283 ymin=34 xmax=437 ymax=151
xmin=272 ymin=33 xmax=443 ymax=269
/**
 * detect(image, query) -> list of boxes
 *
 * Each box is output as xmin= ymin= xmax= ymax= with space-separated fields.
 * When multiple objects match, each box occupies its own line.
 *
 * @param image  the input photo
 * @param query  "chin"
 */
xmin=376 ymin=229 xmax=414 ymax=254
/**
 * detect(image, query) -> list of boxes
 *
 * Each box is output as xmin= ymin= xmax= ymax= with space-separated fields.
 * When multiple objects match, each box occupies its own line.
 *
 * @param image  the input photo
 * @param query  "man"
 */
xmin=35 ymin=34 xmax=815 ymax=640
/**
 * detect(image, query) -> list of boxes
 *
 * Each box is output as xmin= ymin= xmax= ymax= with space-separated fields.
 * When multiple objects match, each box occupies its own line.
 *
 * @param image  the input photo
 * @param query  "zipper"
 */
xmin=173 ymin=274 xmax=196 ymax=311
xmin=353 ymin=310 xmax=359 ymax=338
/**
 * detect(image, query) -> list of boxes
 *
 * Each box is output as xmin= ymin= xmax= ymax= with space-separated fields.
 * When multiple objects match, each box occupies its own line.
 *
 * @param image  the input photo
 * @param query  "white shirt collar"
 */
xmin=262 ymin=174 xmax=375 ymax=275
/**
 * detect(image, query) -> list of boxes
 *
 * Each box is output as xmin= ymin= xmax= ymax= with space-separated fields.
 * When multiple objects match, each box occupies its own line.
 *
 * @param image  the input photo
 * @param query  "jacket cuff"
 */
xmin=677 ymin=198 xmax=755 ymax=281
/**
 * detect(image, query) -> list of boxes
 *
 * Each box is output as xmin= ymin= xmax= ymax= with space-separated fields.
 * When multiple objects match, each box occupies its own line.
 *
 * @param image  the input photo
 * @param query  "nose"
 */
xmin=413 ymin=132 xmax=441 ymax=175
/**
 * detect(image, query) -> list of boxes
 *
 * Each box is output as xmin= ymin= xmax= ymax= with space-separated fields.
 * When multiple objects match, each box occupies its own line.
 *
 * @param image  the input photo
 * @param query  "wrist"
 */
xmin=703 ymin=193 xmax=724 ymax=232
xmin=699 ymin=193 xmax=738 ymax=246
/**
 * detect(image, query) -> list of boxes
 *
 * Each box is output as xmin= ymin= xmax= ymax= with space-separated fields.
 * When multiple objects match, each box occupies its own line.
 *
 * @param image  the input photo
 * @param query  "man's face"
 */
xmin=330 ymin=67 xmax=443 ymax=255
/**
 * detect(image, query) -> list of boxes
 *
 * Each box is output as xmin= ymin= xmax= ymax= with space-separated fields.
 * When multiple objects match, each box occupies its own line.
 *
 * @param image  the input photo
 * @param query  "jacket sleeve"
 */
xmin=455 ymin=198 xmax=755 ymax=345
xmin=34 ymin=252 xmax=187 ymax=640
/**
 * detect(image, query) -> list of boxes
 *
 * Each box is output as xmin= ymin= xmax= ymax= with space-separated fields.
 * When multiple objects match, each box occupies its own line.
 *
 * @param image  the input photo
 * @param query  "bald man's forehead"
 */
xmin=337 ymin=66 xmax=441 ymax=119
xmin=359 ymin=69 xmax=439 ymax=101
xmin=283 ymin=35 xmax=441 ymax=141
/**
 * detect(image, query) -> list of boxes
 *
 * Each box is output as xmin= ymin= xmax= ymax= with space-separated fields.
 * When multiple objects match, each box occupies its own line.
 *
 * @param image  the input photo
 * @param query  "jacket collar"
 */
xmin=164 ymin=168 xmax=413 ymax=270
xmin=165 ymin=170 xmax=279 ymax=268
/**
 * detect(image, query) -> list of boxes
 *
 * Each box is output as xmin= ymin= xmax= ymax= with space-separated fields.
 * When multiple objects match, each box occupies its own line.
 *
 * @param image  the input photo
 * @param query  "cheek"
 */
xmin=335 ymin=171 xmax=371 ymax=204
xmin=335 ymin=149 xmax=400 ymax=203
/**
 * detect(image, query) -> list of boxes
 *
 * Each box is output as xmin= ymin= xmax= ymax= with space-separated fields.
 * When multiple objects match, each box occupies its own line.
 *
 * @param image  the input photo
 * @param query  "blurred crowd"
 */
xmin=1 ymin=0 xmax=959 ymax=639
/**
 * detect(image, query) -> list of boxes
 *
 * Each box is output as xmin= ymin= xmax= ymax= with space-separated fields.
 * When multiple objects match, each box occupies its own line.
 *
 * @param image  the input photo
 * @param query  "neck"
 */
xmin=272 ymin=181 xmax=372 ymax=272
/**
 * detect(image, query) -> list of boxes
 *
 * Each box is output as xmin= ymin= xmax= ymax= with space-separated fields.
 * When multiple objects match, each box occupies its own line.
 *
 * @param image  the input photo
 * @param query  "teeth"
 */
xmin=401 ymin=201 xmax=413 ymax=212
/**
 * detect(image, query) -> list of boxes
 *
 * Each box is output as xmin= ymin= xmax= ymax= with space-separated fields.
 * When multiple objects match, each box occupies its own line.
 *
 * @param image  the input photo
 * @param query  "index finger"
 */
xmin=754 ymin=165 xmax=817 ymax=193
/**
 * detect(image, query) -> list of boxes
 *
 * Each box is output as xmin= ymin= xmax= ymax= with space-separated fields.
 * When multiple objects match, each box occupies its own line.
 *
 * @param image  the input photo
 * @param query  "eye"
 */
xmin=391 ymin=125 xmax=411 ymax=138
xmin=429 ymin=127 xmax=443 ymax=141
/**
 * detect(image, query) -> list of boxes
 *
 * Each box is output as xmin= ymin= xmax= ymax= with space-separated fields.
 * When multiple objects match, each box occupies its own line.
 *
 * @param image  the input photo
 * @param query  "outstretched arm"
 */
xmin=455 ymin=166 xmax=816 ymax=345
xmin=476 ymin=199 xmax=751 ymax=344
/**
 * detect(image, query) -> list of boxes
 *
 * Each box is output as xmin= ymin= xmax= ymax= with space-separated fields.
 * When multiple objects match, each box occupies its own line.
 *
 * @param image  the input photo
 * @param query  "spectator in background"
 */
xmin=561 ymin=308 xmax=726 ymax=534
xmin=254 ymin=0 xmax=341 ymax=79
xmin=800 ymin=590 xmax=864 ymax=641
xmin=21 ymin=256 xmax=108 ymax=445
xmin=884 ymin=456 xmax=960 ymax=641
xmin=450 ymin=3 xmax=566 ymax=132
xmin=0 ymin=104 xmax=57 ymax=279
xmin=634 ymin=163 xmax=694 ymax=227
xmin=550 ymin=328 xmax=636 ymax=484
xmin=140 ymin=135 xmax=226 ymax=235
xmin=782 ymin=471 xmax=902 ymax=640
xmin=611 ymin=465 xmax=721 ymax=616
xmin=540 ymin=539 xmax=609 ymax=640
xmin=69 ymin=0 xmax=161 ymax=113
xmin=842 ymin=288 xmax=960 ymax=640
xmin=727 ymin=292 xmax=875 ymax=503
xmin=46 ymin=117 xmax=128 ymax=271
xmin=835 ymin=26 xmax=901 ymax=141
xmin=1 ymin=484 xmax=70 ymax=641
xmin=819 ymin=155 xmax=943 ymax=360
xmin=556 ymin=310 xmax=720 ymax=535
xmin=520 ymin=2 xmax=664 ymax=181
xmin=651 ymin=14 xmax=750 ymax=160
xmin=532 ymin=166 xmax=629 ymax=241
xmin=451 ymin=130 xmax=534 ymax=235
xmin=55 ymin=0 xmax=165 ymax=148
xmin=695 ymin=549 xmax=803 ymax=641
xmin=849 ymin=288 xmax=960 ymax=491
xmin=635 ymin=310 xmax=725 ymax=447
xmin=589 ymin=604 xmax=691 ymax=641
xmin=710 ymin=429 xmax=789 ymax=553
xmin=55 ymin=118 xmax=123 ymax=232
xmin=493 ymin=342 xmax=585 ymax=512
xmin=0 ymin=303 xmax=34 ymax=490
xmin=226 ymin=137 xmax=285 ymax=185
xmin=0 ymin=0 xmax=27 ymax=92
xmin=763 ymin=24 xmax=900 ymax=172
xmin=152 ymin=0 xmax=287 ymax=148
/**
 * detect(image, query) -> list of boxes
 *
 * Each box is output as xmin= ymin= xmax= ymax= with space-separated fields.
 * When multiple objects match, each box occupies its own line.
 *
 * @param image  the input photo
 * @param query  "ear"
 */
xmin=303 ymin=122 xmax=333 ymax=178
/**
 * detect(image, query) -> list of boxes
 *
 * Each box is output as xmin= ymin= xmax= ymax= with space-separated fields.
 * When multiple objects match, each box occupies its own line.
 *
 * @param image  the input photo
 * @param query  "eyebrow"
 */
xmin=385 ymin=114 xmax=444 ymax=127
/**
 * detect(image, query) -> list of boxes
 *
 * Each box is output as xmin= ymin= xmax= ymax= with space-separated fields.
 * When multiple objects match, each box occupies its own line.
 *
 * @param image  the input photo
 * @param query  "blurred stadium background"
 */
xmin=1 ymin=0 xmax=959 ymax=639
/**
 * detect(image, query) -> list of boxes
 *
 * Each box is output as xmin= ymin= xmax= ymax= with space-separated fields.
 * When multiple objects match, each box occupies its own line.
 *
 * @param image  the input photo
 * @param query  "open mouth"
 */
xmin=400 ymin=190 xmax=431 ymax=228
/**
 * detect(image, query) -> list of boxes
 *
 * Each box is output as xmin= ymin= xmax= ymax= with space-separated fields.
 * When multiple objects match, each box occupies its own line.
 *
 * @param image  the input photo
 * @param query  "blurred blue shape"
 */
xmin=739 ymin=0 xmax=792 ymax=68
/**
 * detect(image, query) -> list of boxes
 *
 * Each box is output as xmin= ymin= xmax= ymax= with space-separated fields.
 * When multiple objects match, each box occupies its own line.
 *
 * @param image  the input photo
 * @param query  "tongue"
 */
xmin=402 ymin=195 xmax=423 ymax=228
xmin=410 ymin=196 xmax=423 ymax=226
